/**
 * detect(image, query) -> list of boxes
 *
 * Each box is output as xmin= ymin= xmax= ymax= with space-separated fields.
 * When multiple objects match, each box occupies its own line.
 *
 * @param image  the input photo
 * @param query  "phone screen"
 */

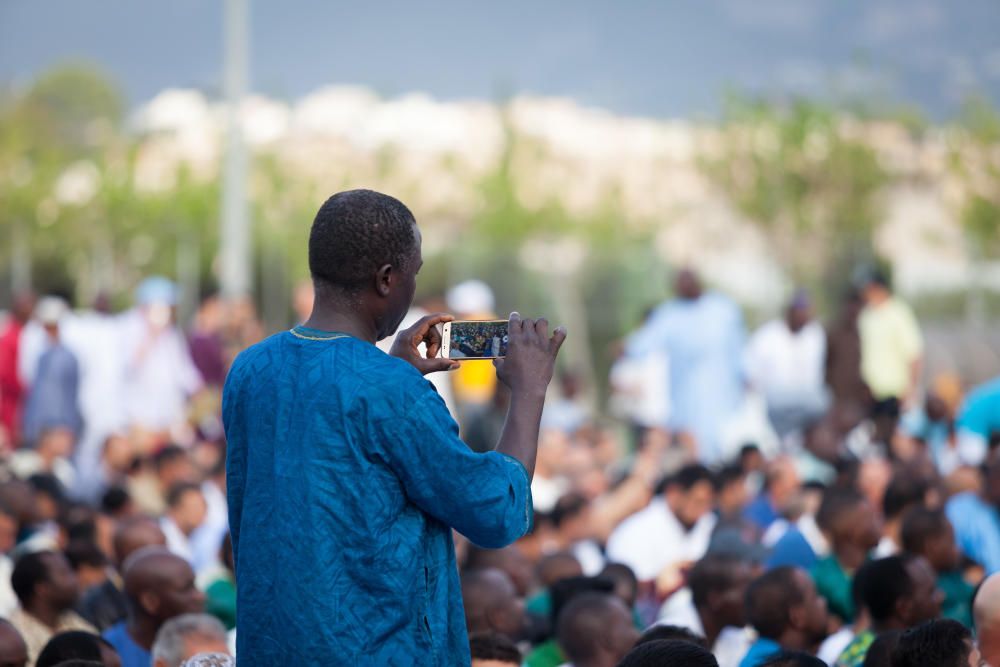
xmin=447 ymin=320 xmax=509 ymax=359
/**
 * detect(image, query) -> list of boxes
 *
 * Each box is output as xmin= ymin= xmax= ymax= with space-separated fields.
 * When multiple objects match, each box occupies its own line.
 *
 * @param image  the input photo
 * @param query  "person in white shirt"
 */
xmin=605 ymin=464 xmax=717 ymax=592
xmin=744 ymin=291 xmax=828 ymax=443
xmin=161 ymin=483 xmax=208 ymax=569
xmin=654 ymin=554 xmax=757 ymax=667
xmin=189 ymin=458 xmax=229 ymax=576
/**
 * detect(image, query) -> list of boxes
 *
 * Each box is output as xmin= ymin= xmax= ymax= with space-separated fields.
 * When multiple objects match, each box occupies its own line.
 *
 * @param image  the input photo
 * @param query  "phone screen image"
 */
xmin=447 ymin=320 xmax=509 ymax=359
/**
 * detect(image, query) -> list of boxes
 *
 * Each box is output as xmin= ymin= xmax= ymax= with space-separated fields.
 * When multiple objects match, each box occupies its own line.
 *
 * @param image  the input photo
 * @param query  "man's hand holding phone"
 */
xmin=390 ymin=313 xmax=461 ymax=375
xmin=494 ymin=312 xmax=567 ymax=398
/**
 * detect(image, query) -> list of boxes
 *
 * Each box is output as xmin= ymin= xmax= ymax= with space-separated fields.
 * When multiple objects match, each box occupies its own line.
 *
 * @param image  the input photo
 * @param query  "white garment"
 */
xmin=0 ymin=556 xmax=16 ymax=618
xmin=120 ymin=311 xmax=202 ymax=432
xmin=797 ymin=513 xmax=831 ymax=558
xmin=531 ymin=475 xmax=570 ymax=513
xmin=745 ymin=320 xmax=826 ymax=407
xmin=161 ymin=516 xmax=196 ymax=567
xmin=375 ymin=307 xmax=457 ymax=419
xmin=8 ymin=452 xmax=75 ymax=490
xmin=874 ymin=536 xmax=899 ymax=559
xmin=572 ymin=540 xmax=605 ymax=576
xmin=605 ymin=497 xmax=717 ymax=581
xmin=608 ymin=349 xmax=670 ymax=428
xmin=654 ymin=589 xmax=753 ymax=667
xmin=189 ymin=480 xmax=229 ymax=575
xmin=818 ymin=626 xmax=855 ymax=666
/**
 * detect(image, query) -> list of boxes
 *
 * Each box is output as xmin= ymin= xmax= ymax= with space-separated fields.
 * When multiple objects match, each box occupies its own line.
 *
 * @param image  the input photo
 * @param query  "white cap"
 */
xmin=35 ymin=297 xmax=69 ymax=325
xmin=446 ymin=280 xmax=495 ymax=315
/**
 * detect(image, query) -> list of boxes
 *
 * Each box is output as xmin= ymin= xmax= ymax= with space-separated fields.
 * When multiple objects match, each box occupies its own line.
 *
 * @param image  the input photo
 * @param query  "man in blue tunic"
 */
xmin=223 ymin=189 xmax=566 ymax=664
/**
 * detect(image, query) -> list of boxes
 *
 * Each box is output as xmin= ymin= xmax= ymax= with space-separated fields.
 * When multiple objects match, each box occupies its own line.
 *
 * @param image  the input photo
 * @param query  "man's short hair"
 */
xmin=180 ymin=654 xmax=234 ymax=667
xmin=900 ymin=508 xmax=950 ymax=555
xmin=64 ymin=541 xmax=108 ymax=572
xmin=549 ymin=575 xmax=615 ymax=627
xmin=882 ymin=474 xmax=929 ymax=520
xmin=745 ymin=567 xmax=804 ymax=640
xmin=854 ymin=555 xmax=916 ymax=623
xmin=551 ymin=493 xmax=588 ymax=528
xmin=166 ymin=482 xmax=203 ymax=510
xmin=815 ymin=487 xmax=866 ymax=534
xmin=36 ymin=631 xmax=111 ymax=667
xmin=152 ymin=613 xmax=228 ymax=667
xmin=11 ymin=550 xmax=54 ymax=606
xmin=668 ymin=464 xmax=714 ymax=492
xmin=555 ymin=592 xmax=622 ymax=663
xmin=154 ymin=445 xmax=188 ymax=472
xmin=892 ymin=619 xmax=972 ymax=667
xmin=689 ymin=554 xmax=746 ymax=611
xmin=635 ymin=624 xmax=708 ymax=649
xmin=617 ymin=639 xmax=718 ymax=667
xmin=468 ymin=632 xmax=521 ymax=665
xmin=308 ymin=189 xmax=417 ymax=293
xmin=759 ymin=651 xmax=827 ymax=667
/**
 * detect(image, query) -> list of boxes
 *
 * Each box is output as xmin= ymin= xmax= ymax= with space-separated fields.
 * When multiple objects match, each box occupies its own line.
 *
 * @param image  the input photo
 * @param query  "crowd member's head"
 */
xmin=891 ymin=619 xmax=979 ymax=667
xmin=674 ymin=268 xmax=703 ymax=301
xmin=535 ymin=552 xmax=583 ymax=591
xmin=855 ymin=555 xmax=942 ymax=632
xmin=308 ymin=189 xmax=421 ymax=339
xmin=64 ymin=541 xmax=110 ymax=591
xmin=468 ymin=632 xmax=521 ymax=667
xmin=882 ymin=473 xmax=931 ymax=528
xmin=860 ymin=269 xmax=892 ymax=306
xmin=635 ymin=624 xmax=708 ymax=649
xmin=123 ymin=549 xmax=205 ymax=648
xmin=29 ymin=473 xmax=69 ymax=524
xmin=556 ymin=592 xmax=638 ymax=667
xmin=860 ymin=630 xmax=902 ymax=667
xmin=740 ymin=445 xmax=766 ymax=476
xmin=153 ymin=447 xmax=197 ymax=493
xmin=689 ymin=554 xmax=755 ymax=636
xmin=112 ymin=516 xmax=167 ymax=569
xmin=816 ymin=488 xmax=881 ymax=564
xmin=763 ymin=457 xmax=801 ymax=512
xmin=11 ymin=550 xmax=81 ymax=619
xmin=165 ymin=484 xmax=207 ymax=537
xmin=0 ymin=502 xmax=18 ymax=555
xmin=663 ymin=464 xmax=715 ymax=531
xmin=617 ymin=639 xmax=718 ymax=667
xmin=35 ymin=428 xmax=75 ymax=463
xmin=465 ymin=545 xmax=533 ymax=597
xmin=973 ymin=572 xmax=1000 ymax=666
xmin=101 ymin=487 xmax=133 ymax=519
xmin=745 ymin=567 xmax=828 ymax=653
xmin=600 ymin=563 xmax=639 ymax=610
xmin=900 ymin=508 xmax=960 ymax=574
xmin=36 ymin=632 xmax=120 ymax=667
xmin=151 ymin=614 xmax=229 ymax=667
xmin=0 ymin=619 xmax=28 ymax=667
xmin=552 ymin=493 xmax=593 ymax=546
xmin=715 ymin=464 xmax=748 ymax=518
xmin=0 ymin=479 xmax=38 ymax=531
xmin=785 ymin=291 xmax=813 ymax=333
xmin=759 ymin=652 xmax=826 ymax=667
xmin=549 ymin=576 xmax=616 ymax=639
xmin=461 ymin=569 xmax=525 ymax=640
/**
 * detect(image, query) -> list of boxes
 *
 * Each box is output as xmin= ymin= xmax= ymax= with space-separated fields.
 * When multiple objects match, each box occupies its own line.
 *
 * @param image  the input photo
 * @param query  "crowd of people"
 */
xmin=0 ymin=248 xmax=999 ymax=666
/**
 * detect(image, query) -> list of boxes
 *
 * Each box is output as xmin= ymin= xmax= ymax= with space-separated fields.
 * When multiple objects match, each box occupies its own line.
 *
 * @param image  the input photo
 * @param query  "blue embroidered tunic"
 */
xmin=223 ymin=327 xmax=532 ymax=665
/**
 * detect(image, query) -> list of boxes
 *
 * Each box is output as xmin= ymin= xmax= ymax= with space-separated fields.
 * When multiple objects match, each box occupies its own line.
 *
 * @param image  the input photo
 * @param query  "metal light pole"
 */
xmin=220 ymin=0 xmax=251 ymax=299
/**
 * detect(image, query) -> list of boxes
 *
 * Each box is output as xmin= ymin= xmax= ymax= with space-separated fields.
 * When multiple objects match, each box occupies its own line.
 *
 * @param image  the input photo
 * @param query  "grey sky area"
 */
xmin=1 ymin=0 xmax=998 ymax=119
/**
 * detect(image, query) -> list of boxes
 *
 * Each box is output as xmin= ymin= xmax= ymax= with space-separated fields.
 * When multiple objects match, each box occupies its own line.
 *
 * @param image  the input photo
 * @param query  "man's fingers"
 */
xmin=534 ymin=317 xmax=549 ymax=342
xmin=409 ymin=312 xmax=453 ymax=341
xmin=420 ymin=358 xmax=460 ymax=374
xmin=549 ymin=326 xmax=568 ymax=355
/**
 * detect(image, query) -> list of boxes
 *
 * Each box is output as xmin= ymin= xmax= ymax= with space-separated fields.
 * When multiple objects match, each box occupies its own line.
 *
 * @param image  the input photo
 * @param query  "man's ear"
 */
xmin=140 ymin=591 xmax=160 ymax=616
xmin=788 ymin=603 xmax=805 ymax=631
xmin=375 ymin=264 xmax=393 ymax=297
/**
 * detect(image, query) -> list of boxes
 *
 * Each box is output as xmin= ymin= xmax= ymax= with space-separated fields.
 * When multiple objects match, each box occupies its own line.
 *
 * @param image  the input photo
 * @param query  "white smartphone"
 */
xmin=441 ymin=320 xmax=509 ymax=359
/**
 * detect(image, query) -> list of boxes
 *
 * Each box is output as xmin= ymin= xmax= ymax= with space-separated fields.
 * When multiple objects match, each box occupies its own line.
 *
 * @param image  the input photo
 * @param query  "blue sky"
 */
xmin=1 ymin=0 xmax=998 ymax=119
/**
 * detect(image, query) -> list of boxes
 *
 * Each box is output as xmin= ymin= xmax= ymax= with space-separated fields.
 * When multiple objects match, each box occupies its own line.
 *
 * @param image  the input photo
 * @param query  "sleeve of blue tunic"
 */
xmin=374 ymin=382 xmax=533 ymax=549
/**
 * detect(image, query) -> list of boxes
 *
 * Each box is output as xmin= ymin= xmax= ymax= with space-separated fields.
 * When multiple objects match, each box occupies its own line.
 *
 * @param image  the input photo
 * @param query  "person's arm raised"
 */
xmin=493 ymin=312 xmax=567 ymax=480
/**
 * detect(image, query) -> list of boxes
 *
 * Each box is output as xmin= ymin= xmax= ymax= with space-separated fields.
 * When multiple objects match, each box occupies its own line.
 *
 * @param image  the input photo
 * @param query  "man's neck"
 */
xmin=697 ymin=608 xmax=723 ymax=647
xmin=834 ymin=544 xmax=867 ymax=572
xmin=304 ymin=304 xmax=378 ymax=344
xmin=128 ymin=615 xmax=160 ymax=650
xmin=27 ymin=602 xmax=63 ymax=630
xmin=872 ymin=617 xmax=907 ymax=634
xmin=776 ymin=630 xmax=814 ymax=654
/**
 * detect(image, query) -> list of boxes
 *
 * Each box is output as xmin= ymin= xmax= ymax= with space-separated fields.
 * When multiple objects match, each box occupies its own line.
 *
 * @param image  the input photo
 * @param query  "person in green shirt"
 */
xmin=524 ymin=576 xmax=615 ymax=667
xmin=835 ymin=554 xmax=943 ymax=667
xmin=810 ymin=489 xmax=881 ymax=624
xmin=901 ymin=507 xmax=976 ymax=627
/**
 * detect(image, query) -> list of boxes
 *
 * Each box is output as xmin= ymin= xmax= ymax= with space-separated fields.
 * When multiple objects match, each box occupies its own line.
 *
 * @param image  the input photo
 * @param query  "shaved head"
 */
xmin=461 ymin=568 xmax=524 ymax=639
xmin=124 ymin=548 xmax=205 ymax=622
xmin=0 ymin=619 xmax=27 ymax=667
xmin=114 ymin=516 xmax=167 ymax=567
xmin=974 ymin=573 xmax=1000 ymax=666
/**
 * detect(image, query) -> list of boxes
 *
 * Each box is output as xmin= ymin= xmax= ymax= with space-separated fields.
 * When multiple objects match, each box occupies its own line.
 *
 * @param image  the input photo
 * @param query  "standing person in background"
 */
xmin=744 ymin=291 xmax=827 ymax=443
xmin=224 ymin=190 xmax=566 ymax=664
xmin=120 ymin=277 xmax=203 ymax=443
xmin=187 ymin=294 xmax=226 ymax=391
xmin=857 ymin=270 xmax=923 ymax=449
xmin=0 ymin=292 xmax=35 ymax=448
xmin=627 ymin=268 xmax=745 ymax=463
xmin=21 ymin=298 xmax=83 ymax=446
xmin=825 ymin=290 xmax=869 ymax=435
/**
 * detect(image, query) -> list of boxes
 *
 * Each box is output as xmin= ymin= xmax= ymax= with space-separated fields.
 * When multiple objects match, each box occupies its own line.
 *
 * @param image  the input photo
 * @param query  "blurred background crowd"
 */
xmin=2 ymin=0 xmax=1000 ymax=665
